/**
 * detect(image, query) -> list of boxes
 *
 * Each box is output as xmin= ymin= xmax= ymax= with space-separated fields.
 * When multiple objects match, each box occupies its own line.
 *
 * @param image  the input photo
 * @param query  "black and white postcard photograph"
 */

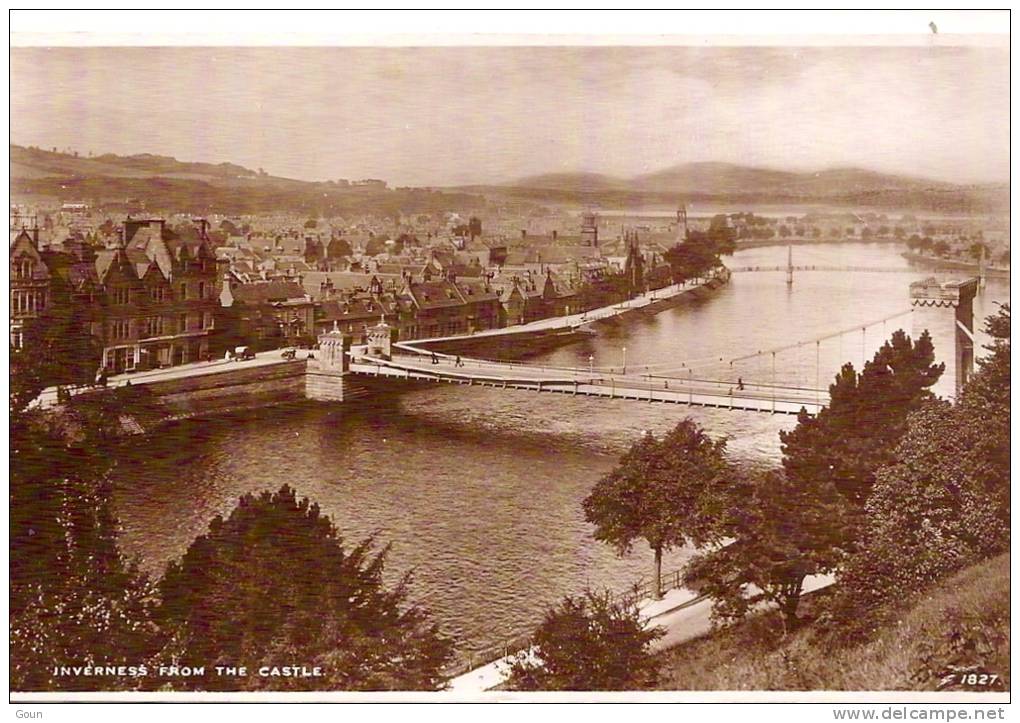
xmin=6 ymin=9 xmax=1012 ymax=715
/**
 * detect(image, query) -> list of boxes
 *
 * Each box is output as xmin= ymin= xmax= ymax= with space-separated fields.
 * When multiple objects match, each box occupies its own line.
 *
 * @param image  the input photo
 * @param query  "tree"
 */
xmin=505 ymin=590 xmax=662 ymax=691
xmin=683 ymin=469 xmax=848 ymax=632
xmin=832 ymin=305 xmax=1009 ymax=626
xmin=780 ymin=330 xmax=943 ymax=517
xmin=10 ymin=382 xmax=163 ymax=690
xmin=157 ymin=485 xmax=454 ymax=691
xmin=15 ymin=304 xmax=102 ymax=392
xmin=583 ymin=419 xmax=736 ymax=598
xmin=968 ymin=241 xmax=990 ymax=261
xmin=664 ymin=231 xmax=730 ymax=284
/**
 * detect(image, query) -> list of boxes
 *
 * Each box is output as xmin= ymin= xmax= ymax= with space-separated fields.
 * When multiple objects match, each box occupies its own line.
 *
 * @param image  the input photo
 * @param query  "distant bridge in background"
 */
xmin=730 ymin=264 xmax=910 ymax=274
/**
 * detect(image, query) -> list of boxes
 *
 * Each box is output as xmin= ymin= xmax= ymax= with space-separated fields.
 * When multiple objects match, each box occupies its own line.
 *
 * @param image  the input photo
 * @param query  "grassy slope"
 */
xmin=654 ymin=553 xmax=1010 ymax=691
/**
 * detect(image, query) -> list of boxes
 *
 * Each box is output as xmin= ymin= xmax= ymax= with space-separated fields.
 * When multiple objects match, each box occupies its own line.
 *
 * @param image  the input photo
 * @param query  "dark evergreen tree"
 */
xmin=157 ymin=485 xmax=454 ymax=691
xmin=10 ymin=379 xmax=162 ymax=691
xmin=780 ymin=329 xmax=943 ymax=515
xmin=831 ymin=305 xmax=1011 ymax=627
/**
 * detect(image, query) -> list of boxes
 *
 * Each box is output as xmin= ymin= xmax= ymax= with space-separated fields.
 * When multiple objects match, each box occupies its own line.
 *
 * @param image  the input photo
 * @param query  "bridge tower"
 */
xmin=318 ymin=321 xmax=351 ymax=372
xmin=909 ymin=277 xmax=979 ymax=402
xmin=366 ymin=316 xmax=395 ymax=361
xmin=676 ymin=203 xmax=688 ymax=244
xmin=580 ymin=209 xmax=599 ymax=248
xmin=786 ymin=246 xmax=793 ymax=286
xmin=306 ymin=321 xmax=352 ymax=401
xmin=978 ymin=245 xmax=987 ymax=290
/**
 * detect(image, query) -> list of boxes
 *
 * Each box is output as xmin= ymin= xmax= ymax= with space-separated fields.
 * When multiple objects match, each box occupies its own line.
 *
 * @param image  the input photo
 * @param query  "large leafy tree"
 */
xmin=505 ymin=590 xmax=662 ymax=691
xmin=583 ymin=419 xmax=736 ymax=599
xmin=683 ymin=470 xmax=848 ymax=633
xmin=833 ymin=305 xmax=1011 ymax=623
xmin=664 ymin=228 xmax=733 ymax=284
xmin=156 ymin=485 xmax=454 ymax=691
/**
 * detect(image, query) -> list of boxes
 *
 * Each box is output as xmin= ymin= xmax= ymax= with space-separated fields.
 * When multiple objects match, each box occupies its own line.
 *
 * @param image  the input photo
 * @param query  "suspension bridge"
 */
xmin=729 ymin=245 xmax=918 ymax=285
xmin=349 ymin=304 xmax=918 ymax=416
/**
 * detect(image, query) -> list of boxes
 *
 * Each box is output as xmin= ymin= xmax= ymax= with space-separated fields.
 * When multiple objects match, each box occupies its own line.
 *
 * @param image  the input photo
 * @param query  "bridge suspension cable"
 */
xmin=726 ymin=308 xmax=914 ymax=365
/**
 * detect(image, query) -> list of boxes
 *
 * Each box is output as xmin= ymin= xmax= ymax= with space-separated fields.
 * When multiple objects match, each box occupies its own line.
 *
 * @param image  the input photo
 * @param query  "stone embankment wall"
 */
xmin=143 ymin=360 xmax=312 ymax=420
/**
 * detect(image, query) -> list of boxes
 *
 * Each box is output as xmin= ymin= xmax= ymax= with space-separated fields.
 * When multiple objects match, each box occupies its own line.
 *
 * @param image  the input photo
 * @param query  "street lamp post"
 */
xmin=588 ymin=354 xmax=594 ymax=375
xmin=622 ymin=346 xmax=627 ymax=375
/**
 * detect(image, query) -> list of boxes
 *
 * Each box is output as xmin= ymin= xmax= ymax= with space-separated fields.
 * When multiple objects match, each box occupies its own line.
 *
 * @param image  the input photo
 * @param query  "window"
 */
xmin=150 ymin=286 xmax=167 ymax=302
xmin=16 ymin=259 xmax=33 ymax=279
xmin=180 ymin=283 xmax=188 ymax=300
xmin=110 ymin=320 xmax=131 ymax=340
xmin=179 ymin=314 xmax=189 ymax=333
xmin=202 ymin=311 xmax=214 ymax=330
xmin=198 ymin=281 xmax=206 ymax=299
xmin=113 ymin=287 xmax=130 ymax=305
xmin=143 ymin=316 xmax=164 ymax=338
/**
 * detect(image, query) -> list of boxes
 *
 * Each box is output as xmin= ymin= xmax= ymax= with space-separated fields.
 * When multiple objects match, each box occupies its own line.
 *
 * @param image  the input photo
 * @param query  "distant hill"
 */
xmin=511 ymin=162 xmax=964 ymax=196
xmin=10 ymin=144 xmax=1007 ymax=215
xmin=495 ymin=162 xmax=1007 ymax=213
xmin=510 ymin=172 xmax=629 ymax=193
xmin=9 ymin=144 xmax=486 ymax=216
xmin=11 ymin=145 xmax=285 ymax=184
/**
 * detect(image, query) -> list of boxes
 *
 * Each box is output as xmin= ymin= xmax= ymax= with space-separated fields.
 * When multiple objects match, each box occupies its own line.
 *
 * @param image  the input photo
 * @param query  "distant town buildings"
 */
xmin=13 ymin=199 xmax=1002 ymax=381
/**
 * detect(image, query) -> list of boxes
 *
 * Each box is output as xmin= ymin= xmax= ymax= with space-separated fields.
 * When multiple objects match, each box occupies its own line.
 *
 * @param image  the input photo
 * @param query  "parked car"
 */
xmin=281 ymin=348 xmax=297 ymax=360
xmin=234 ymin=346 xmax=256 ymax=361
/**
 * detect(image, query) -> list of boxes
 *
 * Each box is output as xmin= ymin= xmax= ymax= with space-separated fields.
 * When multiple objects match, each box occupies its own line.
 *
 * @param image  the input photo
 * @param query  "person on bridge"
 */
xmin=431 ymin=351 xmax=439 ymax=365
xmin=455 ymin=355 xmax=464 ymax=368
xmin=737 ymin=377 xmax=745 ymax=391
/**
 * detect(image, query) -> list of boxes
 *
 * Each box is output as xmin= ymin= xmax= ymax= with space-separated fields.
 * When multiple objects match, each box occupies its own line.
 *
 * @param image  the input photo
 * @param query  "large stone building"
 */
xmin=9 ymin=227 xmax=50 ymax=348
xmin=91 ymin=218 xmax=225 ymax=371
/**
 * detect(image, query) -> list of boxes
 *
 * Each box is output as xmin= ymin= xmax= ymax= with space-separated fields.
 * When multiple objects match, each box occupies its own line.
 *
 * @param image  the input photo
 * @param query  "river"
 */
xmin=110 ymin=242 xmax=1009 ymax=663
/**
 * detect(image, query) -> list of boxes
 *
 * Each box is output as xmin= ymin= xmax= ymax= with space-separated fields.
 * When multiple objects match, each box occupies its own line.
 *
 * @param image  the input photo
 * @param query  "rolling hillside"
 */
xmin=495 ymin=162 xmax=1007 ymax=213
xmin=9 ymin=145 xmax=486 ymax=216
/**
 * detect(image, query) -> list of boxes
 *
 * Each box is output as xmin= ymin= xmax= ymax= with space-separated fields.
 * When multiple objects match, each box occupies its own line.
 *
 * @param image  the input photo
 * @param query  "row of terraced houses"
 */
xmin=11 ymin=217 xmax=665 ymax=375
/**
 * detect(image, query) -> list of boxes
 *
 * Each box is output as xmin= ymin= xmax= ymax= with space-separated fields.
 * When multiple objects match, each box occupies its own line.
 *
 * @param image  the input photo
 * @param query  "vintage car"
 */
xmin=233 ymin=346 xmax=256 ymax=361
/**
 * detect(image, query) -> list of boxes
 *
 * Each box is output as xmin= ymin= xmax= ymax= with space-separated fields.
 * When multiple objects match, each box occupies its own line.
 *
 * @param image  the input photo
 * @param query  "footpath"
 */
xmin=447 ymin=573 xmax=833 ymax=693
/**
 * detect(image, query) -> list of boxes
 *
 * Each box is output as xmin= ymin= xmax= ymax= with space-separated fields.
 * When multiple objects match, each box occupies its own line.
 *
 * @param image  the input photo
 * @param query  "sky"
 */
xmin=9 ymin=45 xmax=1010 ymax=187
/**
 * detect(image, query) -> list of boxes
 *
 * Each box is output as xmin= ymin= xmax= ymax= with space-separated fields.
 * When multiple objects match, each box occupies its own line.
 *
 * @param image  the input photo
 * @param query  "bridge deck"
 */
xmin=351 ymin=355 xmax=823 ymax=415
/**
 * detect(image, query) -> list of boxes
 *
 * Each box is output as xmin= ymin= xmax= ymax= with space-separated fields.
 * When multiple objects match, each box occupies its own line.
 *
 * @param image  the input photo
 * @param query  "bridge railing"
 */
xmin=382 ymin=352 xmax=826 ymax=399
xmin=357 ymin=357 xmax=825 ymax=408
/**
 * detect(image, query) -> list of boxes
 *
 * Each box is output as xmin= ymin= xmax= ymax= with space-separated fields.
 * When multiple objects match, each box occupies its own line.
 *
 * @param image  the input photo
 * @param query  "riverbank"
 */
xmin=734 ymin=237 xmax=893 ymax=251
xmin=448 ymin=572 xmax=835 ymax=692
xmin=900 ymin=250 xmax=1010 ymax=278
xmin=410 ymin=270 xmax=731 ymax=359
